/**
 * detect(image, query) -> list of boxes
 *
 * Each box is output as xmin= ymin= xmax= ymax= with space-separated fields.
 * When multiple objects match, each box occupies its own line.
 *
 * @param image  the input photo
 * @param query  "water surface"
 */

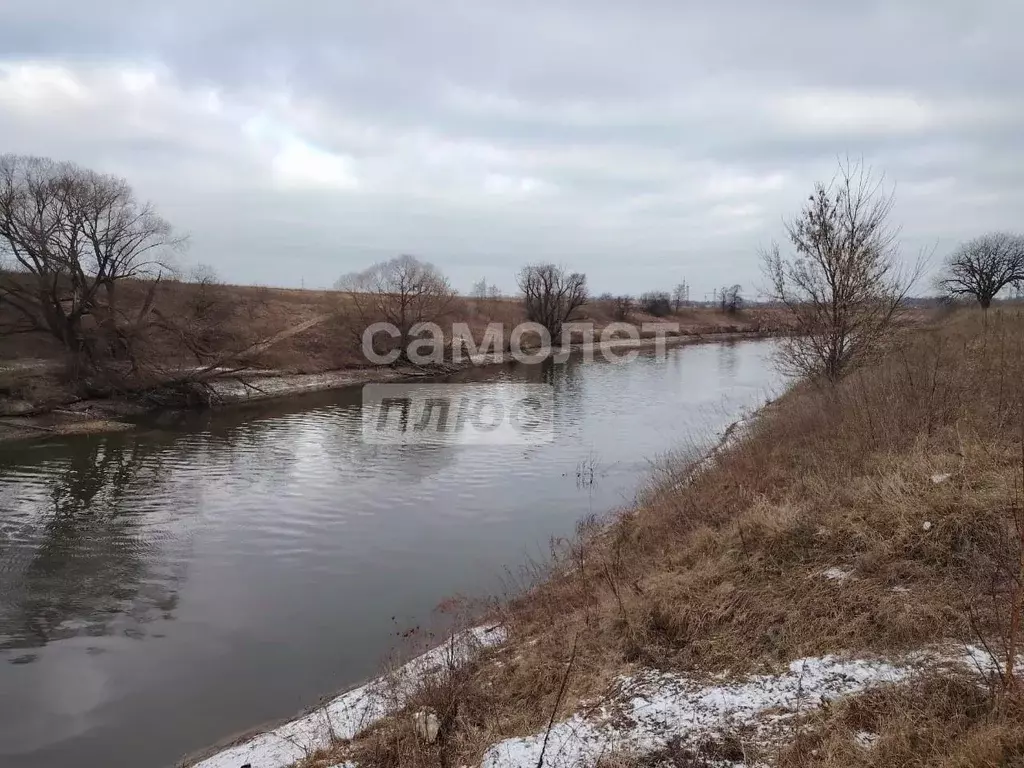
xmin=0 ymin=340 xmax=781 ymax=767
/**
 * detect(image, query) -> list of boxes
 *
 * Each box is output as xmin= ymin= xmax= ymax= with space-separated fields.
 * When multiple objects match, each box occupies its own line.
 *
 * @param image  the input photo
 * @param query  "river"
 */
xmin=0 ymin=339 xmax=782 ymax=768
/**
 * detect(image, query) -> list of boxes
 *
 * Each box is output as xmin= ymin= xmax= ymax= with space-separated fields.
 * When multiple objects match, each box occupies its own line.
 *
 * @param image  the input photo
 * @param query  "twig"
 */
xmin=0 ymin=420 xmax=54 ymax=433
xmin=234 ymin=377 xmax=269 ymax=397
xmin=966 ymin=603 xmax=1004 ymax=684
xmin=536 ymin=632 xmax=579 ymax=768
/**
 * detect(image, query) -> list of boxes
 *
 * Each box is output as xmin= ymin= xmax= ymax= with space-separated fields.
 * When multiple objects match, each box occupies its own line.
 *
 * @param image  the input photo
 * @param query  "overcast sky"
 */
xmin=1 ymin=1 xmax=1021 ymax=296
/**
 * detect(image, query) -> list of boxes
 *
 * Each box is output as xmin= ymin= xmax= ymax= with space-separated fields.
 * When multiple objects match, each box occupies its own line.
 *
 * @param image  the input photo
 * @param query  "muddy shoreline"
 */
xmin=0 ymin=331 xmax=770 ymax=443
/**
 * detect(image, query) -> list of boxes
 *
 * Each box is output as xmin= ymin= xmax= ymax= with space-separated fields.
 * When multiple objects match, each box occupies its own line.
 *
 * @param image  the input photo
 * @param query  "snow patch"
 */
xmin=191 ymin=624 xmax=505 ymax=768
xmin=821 ymin=567 xmax=853 ymax=581
xmin=930 ymin=473 xmax=952 ymax=485
xmin=958 ymin=643 xmax=1024 ymax=677
xmin=481 ymin=655 xmax=909 ymax=768
xmin=853 ymin=730 xmax=880 ymax=750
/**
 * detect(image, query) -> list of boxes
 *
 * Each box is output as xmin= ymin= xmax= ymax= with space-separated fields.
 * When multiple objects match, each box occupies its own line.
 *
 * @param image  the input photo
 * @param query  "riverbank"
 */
xmin=267 ymin=307 xmax=1024 ymax=768
xmin=0 ymin=330 xmax=770 ymax=443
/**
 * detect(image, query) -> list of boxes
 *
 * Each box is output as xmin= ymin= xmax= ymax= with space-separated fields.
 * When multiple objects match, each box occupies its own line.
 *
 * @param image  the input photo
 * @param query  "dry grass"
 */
xmin=302 ymin=306 xmax=1024 ymax=768
xmin=779 ymin=673 xmax=1024 ymax=767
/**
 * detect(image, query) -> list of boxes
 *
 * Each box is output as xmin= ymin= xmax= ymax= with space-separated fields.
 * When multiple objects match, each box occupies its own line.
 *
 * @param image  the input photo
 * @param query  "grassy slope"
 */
xmin=0 ymin=279 xmax=781 ymax=406
xmin=309 ymin=307 xmax=1024 ymax=767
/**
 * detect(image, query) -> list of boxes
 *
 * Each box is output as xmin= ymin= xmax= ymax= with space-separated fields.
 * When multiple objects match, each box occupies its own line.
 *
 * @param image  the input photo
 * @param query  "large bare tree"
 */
xmin=940 ymin=232 xmax=1024 ymax=309
xmin=337 ymin=254 xmax=455 ymax=361
xmin=762 ymin=159 xmax=919 ymax=383
xmin=0 ymin=155 xmax=183 ymax=366
xmin=516 ymin=263 xmax=587 ymax=343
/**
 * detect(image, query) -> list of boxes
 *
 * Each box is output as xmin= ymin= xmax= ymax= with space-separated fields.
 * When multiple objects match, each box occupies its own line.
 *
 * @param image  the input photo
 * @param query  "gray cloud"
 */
xmin=1 ymin=0 xmax=1022 ymax=295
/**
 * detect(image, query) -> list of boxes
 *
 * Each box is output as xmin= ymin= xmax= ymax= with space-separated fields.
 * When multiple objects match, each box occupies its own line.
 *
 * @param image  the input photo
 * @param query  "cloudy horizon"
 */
xmin=1 ymin=1 xmax=1021 ymax=297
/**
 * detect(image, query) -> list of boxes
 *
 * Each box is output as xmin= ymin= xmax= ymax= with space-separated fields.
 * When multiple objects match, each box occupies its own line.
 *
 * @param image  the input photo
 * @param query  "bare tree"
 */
xmin=185 ymin=263 xmax=222 ymax=316
xmin=762 ymin=159 xmax=919 ymax=383
xmin=189 ymin=262 xmax=220 ymax=285
xmin=471 ymin=277 xmax=489 ymax=300
xmin=0 ymin=155 xmax=184 ymax=367
xmin=337 ymin=254 xmax=455 ymax=361
xmin=719 ymin=284 xmax=743 ymax=315
xmin=486 ymin=283 xmax=502 ymax=300
xmin=940 ymin=233 xmax=1024 ymax=309
xmin=672 ymin=281 xmax=689 ymax=311
xmin=516 ymin=263 xmax=587 ymax=343
xmin=611 ymin=295 xmax=634 ymax=322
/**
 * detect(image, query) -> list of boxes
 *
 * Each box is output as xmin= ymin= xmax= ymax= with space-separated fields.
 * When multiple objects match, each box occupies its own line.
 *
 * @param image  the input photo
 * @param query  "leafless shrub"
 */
xmin=517 ymin=263 xmax=587 ymax=343
xmin=762 ymin=158 xmax=921 ymax=383
xmin=967 ymin=403 xmax=1024 ymax=695
xmin=184 ymin=263 xmax=225 ymax=320
xmin=940 ymin=232 xmax=1024 ymax=309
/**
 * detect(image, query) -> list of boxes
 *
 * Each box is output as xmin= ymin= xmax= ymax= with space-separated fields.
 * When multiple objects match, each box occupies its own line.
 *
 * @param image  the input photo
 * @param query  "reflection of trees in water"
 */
xmin=539 ymin=356 xmax=584 ymax=395
xmin=717 ymin=341 xmax=739 ymax=379
xmin=164 ymin=392 xmax=465 ymax=489
xmin=0 ymin=439 xmax=185 ymax=654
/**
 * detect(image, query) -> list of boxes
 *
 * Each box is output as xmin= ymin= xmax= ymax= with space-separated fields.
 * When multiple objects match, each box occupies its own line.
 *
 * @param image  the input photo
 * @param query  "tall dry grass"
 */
xmin=778 ymin=672 xmax=1024 ymax=767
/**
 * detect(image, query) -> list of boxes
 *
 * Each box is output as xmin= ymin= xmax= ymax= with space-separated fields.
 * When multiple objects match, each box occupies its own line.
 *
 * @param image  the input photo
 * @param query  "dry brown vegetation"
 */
xmin=306 ymin=306 xmax=1024 ymax=768
xmin=776 ymin=672 xmax=1024 ymax=767
xmin=0 ymin=277 xmax=780 ymax=411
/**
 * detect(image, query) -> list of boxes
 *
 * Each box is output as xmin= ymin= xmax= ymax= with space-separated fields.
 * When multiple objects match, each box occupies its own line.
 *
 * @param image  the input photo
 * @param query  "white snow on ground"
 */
xmin=682 ymin=410 xmax=759 ymax=482
xmin=481 ymin=646 xmax=1024 ymax=768
xmin=191 ymin=625 xmax=505 ymax=768
xmin=480 ymin=655 xmax=910 ymax=768
xmin=820 ymin=566 xmax=853 ymax=581
xmin=853 ymin=730 xmax=880 ymax=750
xmin=193 ymin=632 xmax=1020 ymax=768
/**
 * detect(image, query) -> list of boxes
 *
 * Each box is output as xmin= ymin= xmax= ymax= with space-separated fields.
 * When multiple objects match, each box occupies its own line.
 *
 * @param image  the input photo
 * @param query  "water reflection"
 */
xmin=717 ymin=341 xmax=739 ymax=378
xmin=0 ymin=440 xmax=185 ymax=654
